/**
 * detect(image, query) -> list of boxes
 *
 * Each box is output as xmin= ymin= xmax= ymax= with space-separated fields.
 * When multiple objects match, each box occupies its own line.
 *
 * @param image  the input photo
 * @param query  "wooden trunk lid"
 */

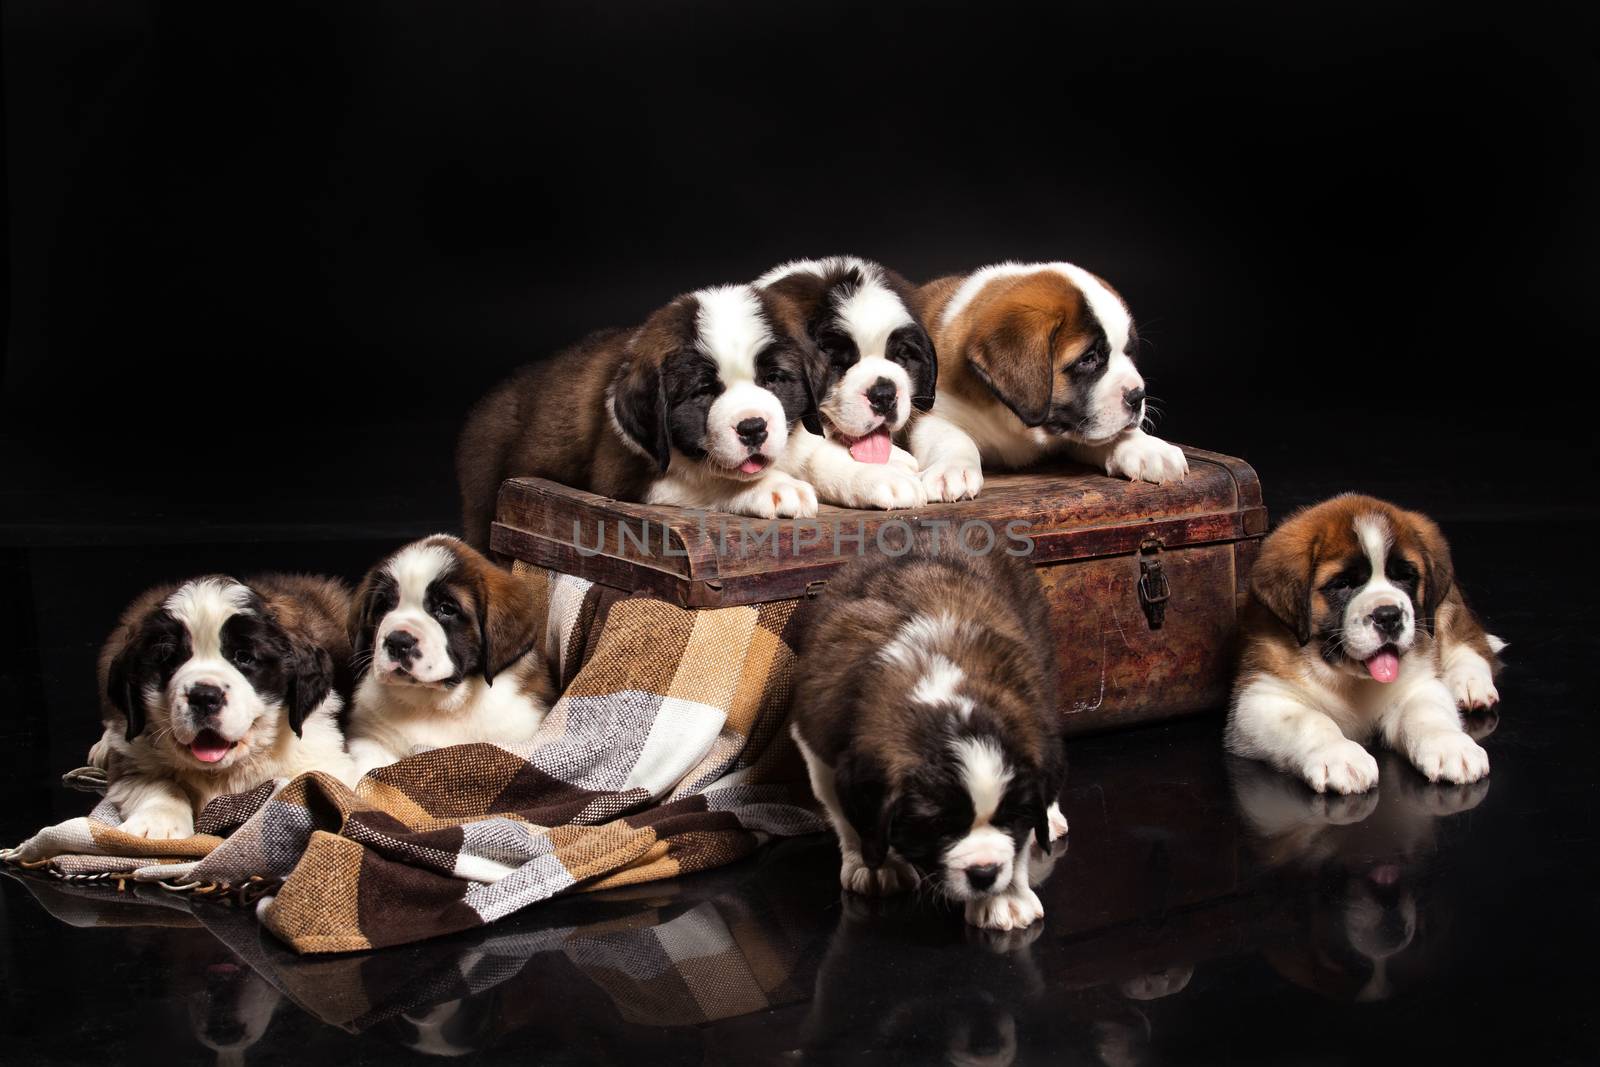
xmin=491 ymin=446 xmax=1266 ymax=609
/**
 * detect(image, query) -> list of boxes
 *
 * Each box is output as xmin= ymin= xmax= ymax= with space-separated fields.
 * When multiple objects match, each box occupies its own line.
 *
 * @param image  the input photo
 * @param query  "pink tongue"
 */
xmin=739 ymin=456 xmax=768 ymax=474
xmin=847 ymin=426 xmax=892 ymax=464
xmin=1364 ymin=650 xmax=1401 ymax=684
xmin=190 ymin=729 xmax=234 ymax=763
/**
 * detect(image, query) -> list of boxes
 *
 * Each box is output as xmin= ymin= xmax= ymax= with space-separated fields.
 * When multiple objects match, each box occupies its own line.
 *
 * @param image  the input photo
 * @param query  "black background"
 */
xmin=4 ymin=10 xmax=1600 ymax=1062
xmin=4 ymin=0 xmax=1597 ymax=542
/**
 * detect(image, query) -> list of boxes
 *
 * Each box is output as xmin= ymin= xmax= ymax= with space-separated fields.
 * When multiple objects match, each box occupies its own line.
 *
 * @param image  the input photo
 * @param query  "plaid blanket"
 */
xmin=3 ymin=567 xmax=825 ymax=954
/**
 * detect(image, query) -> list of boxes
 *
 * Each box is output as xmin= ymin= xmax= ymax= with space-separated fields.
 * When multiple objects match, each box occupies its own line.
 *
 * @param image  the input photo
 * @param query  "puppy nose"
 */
xmin=383 ymin=630 xmax=419 ymax=663
xmin=187 ymin=683 xmax=225 ymax=716
xmin=866 ymin=377 xmax=898 ymax=417
xmin=1123 ymin=386 xmax=1146 ymax=411
xmin=965 ymin=863 xmax=1002 ymax=892
xmin=735 ymin=417 xmax=768 ymax=448
xmin=1371 ymin=605 xmax=1405 ymax=637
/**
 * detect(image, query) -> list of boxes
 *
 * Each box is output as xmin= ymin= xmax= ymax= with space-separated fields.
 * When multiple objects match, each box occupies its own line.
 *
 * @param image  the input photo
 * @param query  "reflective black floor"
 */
xmin=1 ymin=520 xmax=1596 ymax=1065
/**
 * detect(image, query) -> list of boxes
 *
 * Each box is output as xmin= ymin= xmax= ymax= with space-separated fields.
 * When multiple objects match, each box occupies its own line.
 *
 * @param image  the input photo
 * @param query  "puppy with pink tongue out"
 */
xmin=1226 ymin=495 xmax=1503 ymax=795
xmin=88 ymin=574 xmax=357 ymax=840
xmin=760 ymin=257 xmax=938 ymax=510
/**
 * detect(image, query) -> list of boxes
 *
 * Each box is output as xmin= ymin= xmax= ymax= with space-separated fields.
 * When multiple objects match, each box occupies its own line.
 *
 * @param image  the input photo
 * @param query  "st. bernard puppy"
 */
xmin=457 ymin=283 xmax=820 ymax=549
xmin=345 ymin=535 xmax=555 ymax=776
xmin=759 ymin=256 xmax=936 ymax=510
xmin=791 ymin=544 xmax=1069 ymax=931
xmin=1226 ymin=494 xmax=1505 ymax=795
xmin=907 ymin=261 xmax=1188 ymax=501
xmin=94 ymin=574 xmax=356 ymax=839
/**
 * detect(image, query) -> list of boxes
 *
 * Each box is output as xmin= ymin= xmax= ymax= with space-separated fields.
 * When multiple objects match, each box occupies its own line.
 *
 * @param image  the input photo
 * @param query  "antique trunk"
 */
xmin=490 ymin=446 xmax=1266 ymax=735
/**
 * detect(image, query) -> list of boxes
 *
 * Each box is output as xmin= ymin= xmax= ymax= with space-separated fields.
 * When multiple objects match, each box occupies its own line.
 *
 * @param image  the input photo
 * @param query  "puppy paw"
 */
xmin=120 ymin=808 xmax=195 ymax=840
xmin=1105 ymin=434 xmax=1188 ymax=484
xmin=771 ymin=475 xmax=819 ymax=519
xmin=1395 ymin=773 xmax=1491 ymax=817
xmin=1308 ymin=787 xmax=1380 ymax=825
xmin=1409 ymin=730 xmax=1490 ymax=785
xmin=1046 ymin=800 xmax=1069 ymax=841
xmin=87 ymin=732 xmax=113 ymax=770
xmin=1120 ymin=966 xmax=1195 ymax=1001
xmin=840 ymin=851 xmax=916 ymax=896
xmin=965 ymin=921 xmax=1044 ymax=953
xmin=735 ymin=473 xmax=818 ymax=519
xmin=965 ymin=885 xmax=1044 ymax=931
xmin=1301 ymin=740 xmax=1380 ymax=795
xmin=889 ymin=445 xmax=920 ymax=473
xmin=921 ymin=459 xmax=983 ymax=502
xmin=1444 ymin=655 xmax=1500 ymax=711
xmin=847 ymin=464 xmax=927 ymax=510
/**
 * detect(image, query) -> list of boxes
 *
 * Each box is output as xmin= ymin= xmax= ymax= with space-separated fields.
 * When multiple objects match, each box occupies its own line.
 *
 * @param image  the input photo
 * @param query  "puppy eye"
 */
xmin=1323 ymin=574 xmax=1357 ymax=592
xmin=1073 ymin=350 xmax=1105 ymax=374
xmin=1387 ymin=560 xmax=1419 ymax=583
xmin=232 ymin=649 xmax=255 ymax=668
xmin=433 ymin=601 xmax=459 ymax=620
xmin=763 ymin=370 xmax=794 ymax=386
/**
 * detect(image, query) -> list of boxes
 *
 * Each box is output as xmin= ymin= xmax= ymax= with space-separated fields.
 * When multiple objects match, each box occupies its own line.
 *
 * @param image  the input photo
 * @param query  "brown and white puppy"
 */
xmin=759 ymin=256 xmax=936 ymax=510
xmin=791 ymin=543 xmax=1069 ymax=931
xmin=93 ymin=574 xmax=356 ymax=839
xmin=908 ymin=261 xmax=1188 ymax=501
xmin=457 ymin=283 xmax=819 ymax=550
xmin=345 ymin=535 xmax=554 ymax=776
xmin=1226 ymin=495 xmax=1504 ymax=795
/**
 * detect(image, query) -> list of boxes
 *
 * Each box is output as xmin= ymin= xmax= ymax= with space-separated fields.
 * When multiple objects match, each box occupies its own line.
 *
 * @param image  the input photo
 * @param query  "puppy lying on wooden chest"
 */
xmin=93 ymin=574 xmax=357 ymax=838
xmin=346 ymin=535 xmax=554 ymax=777
xmin=791 ymin=542 xmax=1069 ymax=930
xmin=908 ymin=261 xmax=1187 ymax=501
xmin=759 ymin=256 xmax=936 ymax=510
xmin=1227 ymin=494 xmax=1504 ymax=795
xmin=457 ymin=283 xmax=821 ymax=549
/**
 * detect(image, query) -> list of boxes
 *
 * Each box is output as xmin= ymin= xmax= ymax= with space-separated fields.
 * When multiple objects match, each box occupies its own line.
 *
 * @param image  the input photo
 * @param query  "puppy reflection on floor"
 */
xmin=1228 ymin=719 xmax=1493 ymax=1003
xmin=188 ymin=956 xmax=283 ymax=1067
xmin=800 ymin=836 xmax=1067 ymax=1066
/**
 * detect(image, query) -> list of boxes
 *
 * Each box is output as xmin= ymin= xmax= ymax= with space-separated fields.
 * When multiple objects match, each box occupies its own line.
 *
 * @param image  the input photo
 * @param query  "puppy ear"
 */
xmin=890 ymin=323 xmax=939 ymax=412
xmin=286 ymin=642 xmax=333 ymax=737
xmin=1034 ymin=740 xmax=1068 ymax=851
xmin=966 ymin=309 xmax=1059 ymax=428
xmin=611 ymin=362 xmax=670 ymax=474
xmin=1406 ymin=510 xmax=1456 ymax=629
xmin=835 ymin=748 xmax=893 ymax=868
xmin=474 ymin=566 xmax=540 ymax=686
xmin=348 ymin=573 xmax=383 ymax=678
xmin=799 ymin=341 xmax=828 ymax=436
xmin=1251 ymin=527 xmax=1319 ymax=646
xmin=106 ymin=641 xmax=146 ymax=743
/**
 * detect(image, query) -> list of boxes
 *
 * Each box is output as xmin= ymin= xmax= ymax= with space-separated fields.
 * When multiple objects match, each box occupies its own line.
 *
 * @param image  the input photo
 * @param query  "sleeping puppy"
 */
xmin=759 ymin=256 xmax=936 ymax=509
xmin=457 ymin=283 xmax=819 ymax=549
xmin=345 ymin=535 xmax=554 ymax=776
xmin=94 ymin=574 xmax=356 ymax=839
xmin=908 ymin=261 xmax=1188 ymax=501
xmin=791 ymin=543 xmax=1069 ymax=931
xmin=1226 ymin=494 xmax=1504 ymax=795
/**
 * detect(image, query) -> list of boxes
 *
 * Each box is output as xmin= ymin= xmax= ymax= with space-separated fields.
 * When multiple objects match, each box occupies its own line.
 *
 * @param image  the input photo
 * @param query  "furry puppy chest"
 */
xmin=759 ymin=256 xmax=937 ymax=510
xmin=346 ymin=535 xmax=554 ymax=776
xmin=908 ymin=261 xmax=1188 ymax=501
xmin=457 ymin=283 xmax=820 ymax=549
xmin=792 ymin=545 xmax=1069 ymax=931
xmin=95 ymin=574 xmax=356 ymax=839
xmin=1226 ymin=494 xmax=1504 ymax=795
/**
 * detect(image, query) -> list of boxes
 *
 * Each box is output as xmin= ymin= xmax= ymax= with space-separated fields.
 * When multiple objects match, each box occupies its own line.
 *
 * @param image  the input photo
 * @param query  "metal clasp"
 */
xmin=1138 ymin=537 xmax=1170 ymax=630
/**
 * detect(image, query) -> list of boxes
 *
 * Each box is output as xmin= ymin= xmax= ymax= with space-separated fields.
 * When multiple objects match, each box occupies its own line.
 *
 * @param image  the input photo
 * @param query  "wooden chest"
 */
xmin=490 ymin=446 xmax=1266 ymax=735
